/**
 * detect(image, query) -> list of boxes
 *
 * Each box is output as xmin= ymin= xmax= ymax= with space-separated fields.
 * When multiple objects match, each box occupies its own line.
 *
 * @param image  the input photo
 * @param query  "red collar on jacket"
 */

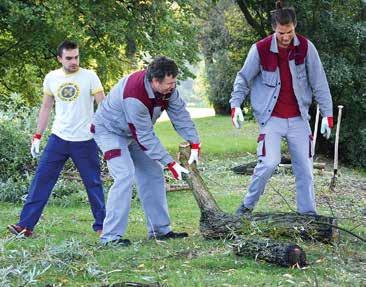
xmin=256 ymin=33 xmax=308 ymax=72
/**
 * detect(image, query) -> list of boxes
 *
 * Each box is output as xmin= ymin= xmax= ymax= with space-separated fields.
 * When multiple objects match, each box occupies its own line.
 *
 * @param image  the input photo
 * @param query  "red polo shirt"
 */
xmin=271 ymin=45 xmax=301 ymax=118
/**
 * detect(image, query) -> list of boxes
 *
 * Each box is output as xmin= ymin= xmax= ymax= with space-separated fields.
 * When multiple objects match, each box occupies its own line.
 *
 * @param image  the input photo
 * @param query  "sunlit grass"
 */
xmin=155 ymin=115 xmax=258 ymax=157
xmin=0 ymin=115 xmax=365 ymax=286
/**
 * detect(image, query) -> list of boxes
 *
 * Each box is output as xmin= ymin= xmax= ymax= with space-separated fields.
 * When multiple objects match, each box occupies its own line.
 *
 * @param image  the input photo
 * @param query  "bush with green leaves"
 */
xmin=0 ymin=100 xmax=110 ymax=203
xmin=0 ymin=101 xmax=36 ymax=202
xmin=0 ymin=118 xmax=33 ymax=181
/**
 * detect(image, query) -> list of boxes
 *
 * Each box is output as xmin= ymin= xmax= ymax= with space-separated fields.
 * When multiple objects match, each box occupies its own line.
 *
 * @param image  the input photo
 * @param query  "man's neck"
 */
xmin=62 ymin=67 xmax=80 ymax=74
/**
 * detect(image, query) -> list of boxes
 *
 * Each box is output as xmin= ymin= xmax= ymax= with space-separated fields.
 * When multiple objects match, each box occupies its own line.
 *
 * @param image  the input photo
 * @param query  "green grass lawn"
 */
xmin=1 ymin=115 xmax=365 ymax=286
xmin=155 ymin=115 xmax=258 ymax=157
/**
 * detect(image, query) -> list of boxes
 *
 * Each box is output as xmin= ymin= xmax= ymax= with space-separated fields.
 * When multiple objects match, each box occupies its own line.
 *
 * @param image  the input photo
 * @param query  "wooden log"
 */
xmin=178 ymin=143 xmax=307 ymax=267
xmin=279 ymin=162 xmax=326 ymax=170
xmin=179 ymin=142 xmax=338 ymax=243
xmin=231 ymin=161 xmax=256 ymax=175
xmin=232 ymin=237 xmax=307 ymax=267
xmin=165 ymin=183 xmax=190 ymax=192
xmin=232 ymin=160 xmax=325 ymax=175
xmin=249 ymin=212 xmax=338 ymax=243
xmin=232 ymin=156 xmax=291 ymax=175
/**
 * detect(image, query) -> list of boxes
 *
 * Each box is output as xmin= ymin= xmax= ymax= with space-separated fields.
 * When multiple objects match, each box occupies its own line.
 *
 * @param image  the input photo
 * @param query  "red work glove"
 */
xmin=320 ymin=117 xmax=333 ymax=139
xmin=188 ymin=143 xmax=201 ymax=165
xmin=231 ymin=107 xmax=244 ymax=129
xmin=31 ymin=133 xmax=42 ymax=158
xmin=167 ymin=161 xmax=189 ymax=180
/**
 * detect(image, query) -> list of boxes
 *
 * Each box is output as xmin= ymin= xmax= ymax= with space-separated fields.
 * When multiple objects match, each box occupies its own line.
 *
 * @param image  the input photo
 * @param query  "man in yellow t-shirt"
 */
xmin=8 ymin=40 xmax=106 ymax=237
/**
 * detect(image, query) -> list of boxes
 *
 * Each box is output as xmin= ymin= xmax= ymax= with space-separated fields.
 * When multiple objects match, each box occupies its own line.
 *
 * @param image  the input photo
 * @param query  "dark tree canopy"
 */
xmin=0 ymin=0 xmax=201 ymax=107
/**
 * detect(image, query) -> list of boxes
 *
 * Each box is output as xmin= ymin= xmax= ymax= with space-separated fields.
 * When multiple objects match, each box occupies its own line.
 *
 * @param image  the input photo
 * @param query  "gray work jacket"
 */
xmin=230 ymin=34 xmax=333 ymax=126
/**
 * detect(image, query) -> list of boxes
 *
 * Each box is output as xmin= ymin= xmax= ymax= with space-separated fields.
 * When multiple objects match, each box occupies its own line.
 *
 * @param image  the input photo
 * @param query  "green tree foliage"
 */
xmin=202 ymin=0 xmax=365 ymax=166
xmin=0 ymin=0 xmax=200 ymax=108
xmin=294 ymin=1 xmax=366 ymax=167
xmin=199 ymin=0 xmax=258 ymax=115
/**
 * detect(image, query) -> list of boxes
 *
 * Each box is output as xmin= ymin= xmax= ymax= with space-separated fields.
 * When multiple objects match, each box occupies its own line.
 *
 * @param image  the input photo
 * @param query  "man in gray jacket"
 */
xmin=230 ymin=3 xmax=333 ymax=215
xmin=92 ymin=56 xmax=200 ymax=245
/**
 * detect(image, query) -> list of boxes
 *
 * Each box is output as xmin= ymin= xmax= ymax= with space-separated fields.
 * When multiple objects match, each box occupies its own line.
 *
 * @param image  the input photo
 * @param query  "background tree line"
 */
xmin=0 ymin=0 xmax=200 ymax=107
xmin=201 ymin=0 xmax=365 ymax=167
xmin=0 ymin=0 xmax=365 ymax=167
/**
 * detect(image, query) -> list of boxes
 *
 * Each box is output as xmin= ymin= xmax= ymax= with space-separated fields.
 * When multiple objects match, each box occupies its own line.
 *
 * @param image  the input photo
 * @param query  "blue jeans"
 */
xmin=18 ymin=134 xmax=106 ymax=231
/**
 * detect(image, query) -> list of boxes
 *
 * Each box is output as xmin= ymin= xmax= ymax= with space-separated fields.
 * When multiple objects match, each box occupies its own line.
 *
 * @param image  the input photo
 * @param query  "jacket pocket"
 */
xmin=296 ymin=63 xmax=307 ymax=80
xmin=261 ymin=69 xmax=277 ymax=88
xmin=257 ymin=134 xmax=266 ymax=157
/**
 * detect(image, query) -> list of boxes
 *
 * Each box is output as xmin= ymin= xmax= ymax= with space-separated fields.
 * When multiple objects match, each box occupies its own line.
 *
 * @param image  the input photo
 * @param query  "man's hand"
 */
xmin=231 ymin=107 xmax=244 ymax=129
xmin=320 ymin=116 xmax=333 ymax=139
xmin=188 ymin=143 xmax=201 ymax=165
xmin=30 ymin=133 xmax=42 ymax=158
xmin=167 ymin=161 xmax=189 ymax=180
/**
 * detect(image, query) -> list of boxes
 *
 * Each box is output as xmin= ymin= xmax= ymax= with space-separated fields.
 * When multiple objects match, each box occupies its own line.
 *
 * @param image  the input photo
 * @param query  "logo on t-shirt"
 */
xmin=57 ymin=82 xmax=80 ymax=101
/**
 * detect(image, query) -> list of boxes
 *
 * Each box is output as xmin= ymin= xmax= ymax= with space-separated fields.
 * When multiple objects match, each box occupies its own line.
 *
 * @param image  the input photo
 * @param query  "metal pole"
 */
xmin=330 ymin=105 xmax=344 ymax=191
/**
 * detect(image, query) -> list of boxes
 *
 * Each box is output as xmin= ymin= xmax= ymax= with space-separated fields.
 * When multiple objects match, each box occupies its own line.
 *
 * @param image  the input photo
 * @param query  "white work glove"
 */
xmin=167 ymin=161 xmax=189 ymax=180
xmin=320 ymin=116 xmax=333 ymax=139
xmin=30 ymin=133 xmax=42 ymax=158
xmin=188 ymin=143 xmax=201 ymax=165
xmin=231 ymin=107 xmax=244 ymax=129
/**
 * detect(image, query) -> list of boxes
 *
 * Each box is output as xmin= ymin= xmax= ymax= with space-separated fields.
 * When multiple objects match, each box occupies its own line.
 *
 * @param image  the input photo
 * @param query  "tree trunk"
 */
xmin=232 ymin=237 xmax=307 ymax=267
xmin=179 ymin=142 xmax=338 ymax=244
xmin=178 ymin=143 xmax=308 ymax=267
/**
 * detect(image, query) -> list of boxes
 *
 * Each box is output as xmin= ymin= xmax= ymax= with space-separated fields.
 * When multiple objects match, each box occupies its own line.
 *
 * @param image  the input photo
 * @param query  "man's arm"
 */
xmin=36 ymin=94 xmax=54 ymax=135
xmin=306 ymin=41 xmax=333 ymax=117
xmin=166 ymin=90 xmax=199 ymax=144
xmin=306 ymin=41 xmax=333 ymax=139
xmin=124 ymin=98 xmax=174 ymax=166
xmin=30 ymin=94 xmax=54 ymax=157
xmin=94 ymin=91 xmax=105 ymax=104
xmin=230 ymin=44 xmax=261 ymax=108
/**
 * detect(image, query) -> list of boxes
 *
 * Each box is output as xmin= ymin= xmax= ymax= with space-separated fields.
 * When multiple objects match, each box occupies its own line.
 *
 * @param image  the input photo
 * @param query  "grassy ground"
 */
xmin=1 ymin=116 xmax=365 ymax=286
xmin=154 ymin=115 xmax=258 ymax=157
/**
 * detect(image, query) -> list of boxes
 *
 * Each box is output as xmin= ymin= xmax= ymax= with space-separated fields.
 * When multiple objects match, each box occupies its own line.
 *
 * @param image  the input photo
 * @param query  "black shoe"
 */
xmin=103 ymin=238 xmax=131 ymax=246
xmin=150 ymin=231 xmax=188 ymax=240
xmin=236 ymin=203 xmax=253 ymax=216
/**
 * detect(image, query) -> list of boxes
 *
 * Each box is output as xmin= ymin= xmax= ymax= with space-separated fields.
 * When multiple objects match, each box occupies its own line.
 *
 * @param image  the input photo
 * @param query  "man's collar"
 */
xmin=144 ymin=74 xmax=156 ymax=99
xmin=270 ymin=33 xmax=300 ymax=53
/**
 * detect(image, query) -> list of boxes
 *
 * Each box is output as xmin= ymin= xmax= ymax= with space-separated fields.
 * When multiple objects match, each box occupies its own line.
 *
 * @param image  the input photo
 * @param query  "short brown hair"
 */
xmin=57 ymin=40 xmax=78 ymax=57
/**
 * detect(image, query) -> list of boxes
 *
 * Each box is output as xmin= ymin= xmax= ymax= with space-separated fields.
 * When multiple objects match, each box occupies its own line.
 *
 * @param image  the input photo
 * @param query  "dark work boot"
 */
xmin=235 ymin=203 xmax=253 ymax=216
xmin=103 ymin=238 xmax=131 ymax=247
xmin=149 ymin=231 xmax=188 ymax=240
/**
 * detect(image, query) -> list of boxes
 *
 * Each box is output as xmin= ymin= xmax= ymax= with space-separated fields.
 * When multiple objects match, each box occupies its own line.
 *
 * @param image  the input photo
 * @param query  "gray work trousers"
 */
xmin=93 ymin=123 xmax=171 ymax=244
xmin=243 ymin=116 xmax=316 ymax=214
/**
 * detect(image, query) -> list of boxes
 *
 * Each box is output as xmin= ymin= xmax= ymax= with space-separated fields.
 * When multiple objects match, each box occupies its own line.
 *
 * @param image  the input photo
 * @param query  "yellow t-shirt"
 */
xmin=43 ymin=68 xmax=103 ymax=141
